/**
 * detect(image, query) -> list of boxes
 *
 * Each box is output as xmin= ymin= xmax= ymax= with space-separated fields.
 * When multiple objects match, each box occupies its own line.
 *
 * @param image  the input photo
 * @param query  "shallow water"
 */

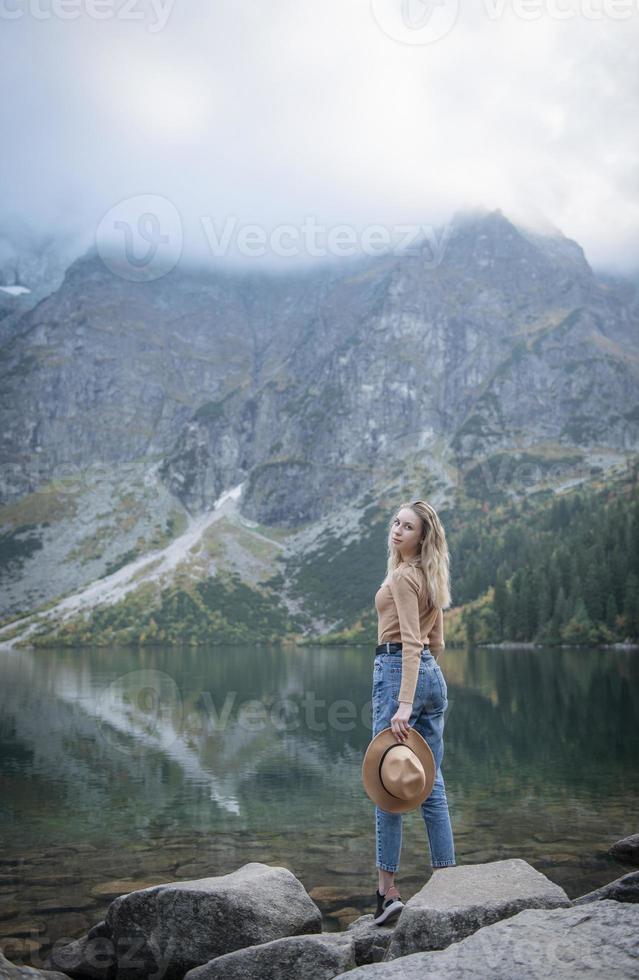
xmin=0 ymin=642 xmax=637 ymax=964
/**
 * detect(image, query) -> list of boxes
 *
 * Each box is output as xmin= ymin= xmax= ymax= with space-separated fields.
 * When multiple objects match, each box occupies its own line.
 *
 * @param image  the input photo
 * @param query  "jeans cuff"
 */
xmin=432 ymin=861 xmax=456 ymax=868
xmin=377 ymin=862 xmax=399 ymax=872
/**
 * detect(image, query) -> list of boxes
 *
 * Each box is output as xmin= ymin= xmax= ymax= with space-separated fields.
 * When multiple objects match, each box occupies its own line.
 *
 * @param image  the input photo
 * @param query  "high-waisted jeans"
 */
xmin=372 ymin=647 xmax=456 ymax=872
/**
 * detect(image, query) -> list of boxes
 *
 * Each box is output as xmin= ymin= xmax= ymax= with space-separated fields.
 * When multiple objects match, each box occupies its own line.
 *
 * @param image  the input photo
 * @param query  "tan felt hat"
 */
xmin=362 ymin=727 xmax=436 ymax=813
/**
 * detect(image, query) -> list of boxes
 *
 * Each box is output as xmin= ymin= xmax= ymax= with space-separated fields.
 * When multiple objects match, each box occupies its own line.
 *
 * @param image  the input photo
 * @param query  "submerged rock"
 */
xmin=609 ymin=834 xmax=639 ymax=866
xmin=573 ymin=870 xmax=639 ymax=905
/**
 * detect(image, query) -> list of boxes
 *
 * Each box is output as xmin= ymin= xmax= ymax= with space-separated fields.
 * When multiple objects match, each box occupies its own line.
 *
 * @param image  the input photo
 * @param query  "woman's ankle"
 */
xmin=378 ymin=872 xmax=399 ymax=896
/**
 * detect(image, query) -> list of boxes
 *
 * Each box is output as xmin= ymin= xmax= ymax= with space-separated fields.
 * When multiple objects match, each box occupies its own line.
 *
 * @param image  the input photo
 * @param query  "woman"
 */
xmin=371 ymin=499 xmax=456 ymax=925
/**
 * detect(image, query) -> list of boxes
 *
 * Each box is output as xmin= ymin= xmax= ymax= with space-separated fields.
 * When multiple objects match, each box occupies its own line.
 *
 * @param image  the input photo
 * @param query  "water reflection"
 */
xmin=0 ymin=643 xmax=637 ymax=955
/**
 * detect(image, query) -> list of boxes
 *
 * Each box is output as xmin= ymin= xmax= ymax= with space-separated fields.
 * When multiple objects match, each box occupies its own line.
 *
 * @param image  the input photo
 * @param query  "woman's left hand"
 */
xmin=390 ymin=701 xmax=412 ymax=742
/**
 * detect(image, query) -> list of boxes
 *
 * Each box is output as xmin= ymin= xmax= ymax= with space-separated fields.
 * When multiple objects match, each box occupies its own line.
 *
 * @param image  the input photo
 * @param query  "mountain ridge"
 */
xmin=1 ymin=207 xmax=638 ymax=629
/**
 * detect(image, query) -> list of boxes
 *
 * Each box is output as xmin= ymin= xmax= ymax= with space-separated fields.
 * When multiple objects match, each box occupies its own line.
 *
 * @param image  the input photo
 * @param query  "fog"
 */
xmin=1 ymin=0 xmax=638 ymax=274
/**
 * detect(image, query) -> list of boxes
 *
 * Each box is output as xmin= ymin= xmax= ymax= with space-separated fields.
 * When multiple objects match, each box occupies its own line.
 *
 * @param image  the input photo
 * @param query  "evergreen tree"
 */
xmin=511 ymin=570 xmax=527 ymax=641
xmin=562 ymin=596 xmax=592 ymax=645
xmin=537 ymin=572 xmax=553 ymax=637
xmin=605 ymin=592 xmax=618 ymax=630
xmin=465 ymin=608 xmax=477 ymax=646
xmin=435 ymin=468 xmax=637 ymax=646
xmin=583 ymin=559 xmax=604 ymax=623
xmin=503 ymin=581 xmax=517 ymax=641
xmin=493 ymin=577 xmax=508 ymax=637
xmin=524 ymin=565 xmax=539 ymax=637
xmin=623 ymin=572 xmax=639 ymax=638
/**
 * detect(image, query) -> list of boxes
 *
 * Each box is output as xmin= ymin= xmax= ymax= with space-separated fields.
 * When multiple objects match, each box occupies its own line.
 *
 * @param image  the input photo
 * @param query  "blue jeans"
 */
xmin=372 ymin=647 xmax=456 ymax=872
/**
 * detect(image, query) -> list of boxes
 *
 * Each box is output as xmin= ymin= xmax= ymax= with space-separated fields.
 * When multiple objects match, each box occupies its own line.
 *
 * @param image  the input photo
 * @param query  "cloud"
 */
xmin=1 ymin=0 xmax=637 ymax=273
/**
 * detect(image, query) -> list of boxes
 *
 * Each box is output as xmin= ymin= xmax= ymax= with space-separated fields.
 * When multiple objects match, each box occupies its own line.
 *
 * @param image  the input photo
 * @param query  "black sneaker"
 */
xmin=373 ymin=887 xmax=404 ymax=925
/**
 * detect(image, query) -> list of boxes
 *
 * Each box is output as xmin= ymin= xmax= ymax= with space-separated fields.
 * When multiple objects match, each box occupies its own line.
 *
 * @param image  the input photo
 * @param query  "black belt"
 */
xmin=376 ymin=642 xmax=402 ymax=654
xmin=375 ymin=642 xmax=430 ymax=654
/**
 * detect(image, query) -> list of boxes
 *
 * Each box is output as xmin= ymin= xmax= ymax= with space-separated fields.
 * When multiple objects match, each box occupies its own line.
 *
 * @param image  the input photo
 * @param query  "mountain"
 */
xmin=0 ymin=215 xmax=75 ymax=348
xmin=0 ymin=207 xmax=638 ymax=639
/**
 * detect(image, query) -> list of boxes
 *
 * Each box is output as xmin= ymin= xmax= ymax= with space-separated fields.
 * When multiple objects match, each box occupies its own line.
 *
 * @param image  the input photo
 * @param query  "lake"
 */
xmin=0 ymin=642 xmax=637 ymax=966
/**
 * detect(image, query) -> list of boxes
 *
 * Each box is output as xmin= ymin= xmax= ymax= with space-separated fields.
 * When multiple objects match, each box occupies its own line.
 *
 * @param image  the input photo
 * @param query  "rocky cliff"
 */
xmin=1 ymin=207 xmax=637 ymax=629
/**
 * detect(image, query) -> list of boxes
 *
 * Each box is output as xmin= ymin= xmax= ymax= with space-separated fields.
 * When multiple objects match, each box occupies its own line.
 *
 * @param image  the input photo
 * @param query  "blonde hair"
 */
xmin=382 ymin=499 xmax=451 ymax=609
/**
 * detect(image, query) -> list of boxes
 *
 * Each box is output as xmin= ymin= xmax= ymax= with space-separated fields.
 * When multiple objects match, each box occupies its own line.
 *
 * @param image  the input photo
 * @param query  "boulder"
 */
xmin=183 ymin=932 xmax=355 ymax=980
xmin=43 ymin=932 xmax=114 ymax=980
xmin=573 ymin=870 xmax=639 ymax=905
xmin=44 ymin=863 xmax=321 ymax=980
xmin=609 ymin=834 xmax=639 ymax=866
xmin=86 ymin=923 xmax=110 ymax=942
xmin=345 ymin=916 xmax=396 ymax=965
xmin=0 ymin=951 xmax=71 ymax=979
xmin=332 ymin=900 xmax=639 ymax=978
xmin=383 ymin=859 xmax=570 ymax=960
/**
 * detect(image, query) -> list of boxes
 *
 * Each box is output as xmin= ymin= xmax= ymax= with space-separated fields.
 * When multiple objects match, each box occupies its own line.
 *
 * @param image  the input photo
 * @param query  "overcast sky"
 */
xmin=1 ymin=0 xmax=638 ymax=275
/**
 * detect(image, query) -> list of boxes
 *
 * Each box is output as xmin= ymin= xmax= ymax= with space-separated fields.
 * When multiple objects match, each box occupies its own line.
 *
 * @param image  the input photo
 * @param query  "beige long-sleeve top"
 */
xmin=374 ymin=561 xmax=445 ymax=705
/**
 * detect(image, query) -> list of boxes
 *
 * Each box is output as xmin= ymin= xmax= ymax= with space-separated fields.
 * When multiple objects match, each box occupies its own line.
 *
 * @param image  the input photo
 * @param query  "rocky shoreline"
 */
xmin=0 ymin=834 xmax=637 ymax=980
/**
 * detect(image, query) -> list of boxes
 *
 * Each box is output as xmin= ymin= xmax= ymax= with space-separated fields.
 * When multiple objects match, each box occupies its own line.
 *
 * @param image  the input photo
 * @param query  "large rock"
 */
xmin=345 ymin=916 xmax=396 ymax=965
xmin=573 ymin=870 xmax=639 ymax=905
xmin=43 ymin=932 xmax=114 ymax=980
xmin=0 ymin=951 xmax=71 ymax=980
xmin=384 ymin=859 xmax=570 ymax=960
xmin=44 ymin=863 xmax=321 ymax=980
xmin=333 ymin=900 xmax=639 ymax=978
xmin=183 ymin=932 xmax=355 ymax=980
xmin=609 ymin=834 xmax=639 ymax=866
xmin=181 ymin=911 xmax=401 ymax=979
